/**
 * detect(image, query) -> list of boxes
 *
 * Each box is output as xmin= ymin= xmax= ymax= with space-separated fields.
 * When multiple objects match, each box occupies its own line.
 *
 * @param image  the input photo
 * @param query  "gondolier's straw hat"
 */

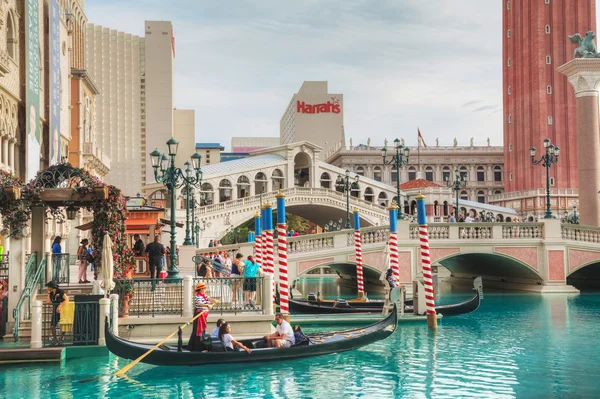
xmin=195 ymin=282 xmax=206 ymax=291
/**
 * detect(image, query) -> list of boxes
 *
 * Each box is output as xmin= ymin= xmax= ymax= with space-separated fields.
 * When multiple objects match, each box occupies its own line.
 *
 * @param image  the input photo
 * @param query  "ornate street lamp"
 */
xmin=335 ymin=170 xmax=360 ymax=229
xmin=446 ymin=169 xmax=467 ymax=216
xmin=382 ymin=138 xmax=410 ymax=219
xmin=530 ymin=138 xmax=560 ymax=219
xmin=149 ymin=139 xmax=203 ymax=278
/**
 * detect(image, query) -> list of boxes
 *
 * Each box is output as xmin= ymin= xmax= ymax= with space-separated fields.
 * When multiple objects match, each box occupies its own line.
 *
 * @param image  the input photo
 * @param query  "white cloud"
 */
xmin=86 ymin=0 xmax=507 ymax=150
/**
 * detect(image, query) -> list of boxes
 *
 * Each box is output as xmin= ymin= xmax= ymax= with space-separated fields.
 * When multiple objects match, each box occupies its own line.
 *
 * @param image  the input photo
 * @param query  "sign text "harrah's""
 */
xmin=296 ymin=100 xmax=341 ymax=114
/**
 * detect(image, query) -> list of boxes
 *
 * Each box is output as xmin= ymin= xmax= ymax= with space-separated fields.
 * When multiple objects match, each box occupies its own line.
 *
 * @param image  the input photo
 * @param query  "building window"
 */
xmin=548 ymin=116 xmax=553 ymax=125
xmin=550 ymin=177 xmax=555 ymax=186
xmin=508 ymin=115 xmax=512 ymax=124
xmin=408 ymin=167 xmax=417 ymax=181
xmin=459 ymin=167 xmax=468 ymax=182
xmin=545 ymin=25 xmax=551 ymax=34
xmin=477 ymin=191 xmax=486 ymax=204
xmin=494 ymin=166 xmax=503 ymax=182
xmin=546 ymin=55 xmax=551 ymax=64
xmin=356 ymin=166 xmax=365 ymax=177
xmin=547 ymin=85 xmax=552 ymax=94
xmin=460 ymin=191 xmax=469 ymax=201
xmin=545 ymin=0 xmax=550 ymax=3
xmin=6 ymin=12 xmax=16 ymax=59
xmin=507 ymin=29 xmax=511 ymax=38
xmin=509 ymin=144 xmax=513 ymax=152
xmin=373 ymin=167 xmax=382 ymax=182
xmin=477 ymin=166 xmax=485 ymax=182
xmin=508 ymin=86 xmax=512 ymax=94
xmin=507 ymin=1 xmax=511 ymax=9
xmin=391 ymin=170 xmax=398 ymax=185
xmin=442 ymin=167 xmax=451 ymax=183
xmin=425 ymin=167 xmax=434 ymax=182
xmin=509 ymin=172 xmax=513 ymax=181
xmin=507 ymin=58 xmax=511 ymax=67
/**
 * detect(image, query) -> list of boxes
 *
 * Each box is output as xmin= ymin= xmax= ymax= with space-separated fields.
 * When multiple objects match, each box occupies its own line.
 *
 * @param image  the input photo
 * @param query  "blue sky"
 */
xmin=85 ymin=1 xmax=588 ymax=151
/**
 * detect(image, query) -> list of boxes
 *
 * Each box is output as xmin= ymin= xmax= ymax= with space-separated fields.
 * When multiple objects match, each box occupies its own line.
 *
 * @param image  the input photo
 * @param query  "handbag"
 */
xmin=159 ymin=270 xmax=167 ymax=280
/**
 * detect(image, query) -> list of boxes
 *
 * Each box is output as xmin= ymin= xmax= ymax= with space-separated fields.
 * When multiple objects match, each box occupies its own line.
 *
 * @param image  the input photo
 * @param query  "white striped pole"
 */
xmin=353 ymin=209 xmax=365 ymax=297
xmin=416 ymin=192 xmax=437 ymax=329
xmin=254 ymin=211 xmax=262 ymax=266
xmin=276 ymin=191 xmax=289 ymax=314
xmin=387 ymin=202 xmax=400 ymax=285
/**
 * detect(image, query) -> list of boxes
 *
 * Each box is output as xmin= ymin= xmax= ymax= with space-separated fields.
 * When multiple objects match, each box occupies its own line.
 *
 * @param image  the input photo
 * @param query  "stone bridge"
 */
xmin=193 ymin=220 xmax=600 ymax=293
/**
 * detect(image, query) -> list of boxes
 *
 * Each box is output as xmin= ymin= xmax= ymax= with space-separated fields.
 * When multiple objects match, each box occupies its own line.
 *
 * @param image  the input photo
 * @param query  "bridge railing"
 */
xmin=561 ymin=224 xmax=600 ymax=243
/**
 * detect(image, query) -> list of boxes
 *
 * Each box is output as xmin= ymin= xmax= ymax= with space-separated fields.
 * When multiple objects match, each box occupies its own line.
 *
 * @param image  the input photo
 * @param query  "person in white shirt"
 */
xmin=265 ymin=313 xmax=296 ymax=348
xmin=218 ymin=322 xmax=251 ymax=353
xmin=464 ymin=214 xmax=474 ymax=223
xmin=211 ymin=318 xmax=225 ymax=338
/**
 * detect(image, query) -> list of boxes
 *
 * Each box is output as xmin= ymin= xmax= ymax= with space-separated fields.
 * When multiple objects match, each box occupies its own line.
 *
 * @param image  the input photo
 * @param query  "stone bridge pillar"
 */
xmin=558 ymin=59 xmax=600 ymax=226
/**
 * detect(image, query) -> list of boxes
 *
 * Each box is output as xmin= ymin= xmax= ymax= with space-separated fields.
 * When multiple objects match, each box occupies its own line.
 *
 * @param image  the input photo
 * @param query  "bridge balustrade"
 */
xmin=288 ymin=234 xmax=335 ymax=254
xmin=561 ymin=224 xmax=600 ymax=243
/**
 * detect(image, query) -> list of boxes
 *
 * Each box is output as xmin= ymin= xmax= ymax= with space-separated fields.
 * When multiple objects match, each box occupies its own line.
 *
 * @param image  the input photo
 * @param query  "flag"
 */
xmin=418 ymin=128 xmax=427 ymax=148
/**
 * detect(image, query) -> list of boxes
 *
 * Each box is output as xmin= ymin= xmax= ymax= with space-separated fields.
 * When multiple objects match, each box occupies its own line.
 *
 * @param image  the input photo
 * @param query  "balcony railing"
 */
xmin=82 ymin=142 xmax=112 ymax=171
xmin=116 ymin=278 xmax=183 ymax=317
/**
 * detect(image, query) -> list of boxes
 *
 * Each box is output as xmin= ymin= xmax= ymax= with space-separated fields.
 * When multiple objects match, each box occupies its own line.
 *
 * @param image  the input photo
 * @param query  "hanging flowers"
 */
xmin=0 ymin=170 xmax=28 ymax=239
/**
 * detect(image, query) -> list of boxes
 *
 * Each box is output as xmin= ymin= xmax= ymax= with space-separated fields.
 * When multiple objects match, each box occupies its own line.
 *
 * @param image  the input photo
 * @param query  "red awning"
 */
xmin=125 ymin=218 xmax=159 ymax=227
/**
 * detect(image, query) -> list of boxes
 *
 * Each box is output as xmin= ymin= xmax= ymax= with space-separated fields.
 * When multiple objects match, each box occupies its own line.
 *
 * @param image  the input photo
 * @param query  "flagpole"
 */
xmin=417 ymin=129 xmax=421 ymax=177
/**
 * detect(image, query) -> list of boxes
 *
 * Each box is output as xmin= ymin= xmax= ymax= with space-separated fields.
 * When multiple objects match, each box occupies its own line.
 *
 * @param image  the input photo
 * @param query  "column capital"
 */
xmin=558 ymin=58 xmax=600 ymax=97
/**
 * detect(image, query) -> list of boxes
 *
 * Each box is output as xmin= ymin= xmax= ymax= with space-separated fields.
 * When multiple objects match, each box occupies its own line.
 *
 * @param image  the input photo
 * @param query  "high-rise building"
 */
xmin=144 ymin=21 xmax=175 ymax=185
xmin=86 ymin=24 xmax=143 ymax=195
xmin=494 ymin=0 xmax=596 ymax=216
xmin=280 ymin=81 xmax=344 ymax=153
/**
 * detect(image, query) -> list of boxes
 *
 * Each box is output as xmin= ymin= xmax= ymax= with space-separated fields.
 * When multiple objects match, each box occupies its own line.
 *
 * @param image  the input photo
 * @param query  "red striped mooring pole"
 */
xmin=416 ymin=192 xmax=437 ymax=329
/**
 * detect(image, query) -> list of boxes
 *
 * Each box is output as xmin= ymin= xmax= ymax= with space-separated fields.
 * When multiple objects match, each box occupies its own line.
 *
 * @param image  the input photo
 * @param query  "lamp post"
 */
xmin=149 ymin=138 xmax=203 ymax=278
xmin=194 ymin=217 xmax=200 ymax=247
xmin=530 ymin=138 xmax=560 ymax=219
xmin=335 ymin=170 xmax=360 ymax=229
xmin=382 ymin=138 xmax=410 ymax=219
xmin=446 ymin=169 xmax=467 ymax=216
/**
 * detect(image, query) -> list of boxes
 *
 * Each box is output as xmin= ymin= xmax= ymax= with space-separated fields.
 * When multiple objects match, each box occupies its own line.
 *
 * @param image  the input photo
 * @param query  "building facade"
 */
xmin=326 ymin=142 xmax=505 ymax=206
xmin=231 ymin=136 xmax=280 ymax=153
xmin=143 ymin=21 xmax=175 ymax=186
xmin=86 ymin=24 xmax=143 ymax=195
xmin=495 ymin=0 xmax=596 ymax=217
xmin=280 ymin=81 xmax=344 ymax=154
xmin=195 ymin=142 xmax=224 ymax=166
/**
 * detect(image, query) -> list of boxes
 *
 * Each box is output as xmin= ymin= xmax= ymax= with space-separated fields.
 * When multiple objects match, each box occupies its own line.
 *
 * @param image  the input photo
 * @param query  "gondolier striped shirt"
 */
xmin=195 ymin=293 xmax=210 ymax=309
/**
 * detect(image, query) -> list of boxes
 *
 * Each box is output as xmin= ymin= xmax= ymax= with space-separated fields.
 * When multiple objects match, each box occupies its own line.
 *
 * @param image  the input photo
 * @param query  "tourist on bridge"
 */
xmin=243 ymin=255 xmax=262 ymax=308
xmin=448 ymin=213 xmax=456 ymax=223
xmin=231 ymin=253 xmax=244 ymax=305
xmin=45 ymin=281 xmax=69 ymax=345
xmin=145 ymin=235 xmax=166 ymax=286
xmin=51 ymin=236 xmax=62 ymax=283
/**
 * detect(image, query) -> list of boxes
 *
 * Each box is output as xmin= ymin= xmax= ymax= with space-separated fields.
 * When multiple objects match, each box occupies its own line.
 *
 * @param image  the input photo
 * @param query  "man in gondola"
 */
xmin=265 ymin=313 xmax=295 ymax=348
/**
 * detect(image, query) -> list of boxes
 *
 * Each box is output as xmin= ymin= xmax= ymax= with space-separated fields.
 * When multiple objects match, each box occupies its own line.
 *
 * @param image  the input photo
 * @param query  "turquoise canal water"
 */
xmin=1 ymin=280 xmax=600 ymax=398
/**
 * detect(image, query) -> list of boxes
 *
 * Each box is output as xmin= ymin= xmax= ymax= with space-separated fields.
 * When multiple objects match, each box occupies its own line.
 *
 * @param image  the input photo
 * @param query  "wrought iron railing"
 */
xmin=0 ymin=251 xmax=8 ymax=281
xmin=13 ymin=254 xmax=45 ymax=341
xmin=42 ymin=302 xmax=99 ymax=347
xmin=193 ymin=277 xmax=264 ymax=314
xmin=51 ymin=254 xmax=70 ymax=285
xmin=116 ymin=278 xmax=183 ymax=317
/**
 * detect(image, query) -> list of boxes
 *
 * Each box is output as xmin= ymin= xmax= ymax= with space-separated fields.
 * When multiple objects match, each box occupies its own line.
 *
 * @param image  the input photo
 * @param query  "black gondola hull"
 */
xmin=105 ymin=308 xmax=397 ymax=366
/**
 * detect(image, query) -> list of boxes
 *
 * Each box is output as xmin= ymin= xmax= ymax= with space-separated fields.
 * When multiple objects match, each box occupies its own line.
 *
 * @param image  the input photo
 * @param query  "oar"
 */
xmin=114 ymin=309 xmax=207 ymax=377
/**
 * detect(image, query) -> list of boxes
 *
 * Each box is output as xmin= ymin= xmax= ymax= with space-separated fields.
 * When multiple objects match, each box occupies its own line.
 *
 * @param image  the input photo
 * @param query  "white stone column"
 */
xmin=2 ymin=139 xmax=8 ymax=169
xmin=0 ymin=136 xmax=4 ymax=167
xmin=183 ymin=275 xmax=193 ymax=318
xmin=8 ymin=140 xmax=15 ymax=172
xmin=263 ymin=273 xmax=274 ymax=316
xmin=30 ymin=300 xmax=43 ymax=348
xmin=98 ymin=298 xmax=110 ymax=346
xmin=109 ymin=294 xmax=120 ymax=336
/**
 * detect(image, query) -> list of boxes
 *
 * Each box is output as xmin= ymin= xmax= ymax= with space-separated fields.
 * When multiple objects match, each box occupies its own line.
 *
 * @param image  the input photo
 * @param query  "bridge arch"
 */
xmin=567 ymin=260 xmax=600 ymax=289
xmin=436 ymin=252 xmax=543 ymax=283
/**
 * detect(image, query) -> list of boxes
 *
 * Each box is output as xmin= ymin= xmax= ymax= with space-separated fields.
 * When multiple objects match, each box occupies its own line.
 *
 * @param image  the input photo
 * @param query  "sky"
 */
xmin=85 ymin=1 xmax=563 ymax=151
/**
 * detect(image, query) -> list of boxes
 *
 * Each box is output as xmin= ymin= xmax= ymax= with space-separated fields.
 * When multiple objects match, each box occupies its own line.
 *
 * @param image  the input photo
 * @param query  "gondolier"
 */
xmin=188 ymin=282 xmax=218 ymax=351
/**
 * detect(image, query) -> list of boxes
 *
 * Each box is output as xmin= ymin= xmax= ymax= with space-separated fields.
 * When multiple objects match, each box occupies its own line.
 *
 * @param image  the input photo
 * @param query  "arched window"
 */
xmin=200 ymin=183 xmax=213 ymax=205
xmin=494 ymin=166 xmax=503 ymax=182
xmin=219 ymin=179 xmax=232 ymax=203
xmin=460 ymin=190 xmax=468 ymax=201
xmin=408 ymin=167 xmax=417 ymax=181
xmin=149 ymin=190 xmax=167 ymax=208
xmin=272 ymin=169 xmax=284 ymax=191
xmin=433 ymin=200 xmax=439 ymax=216
xmin=494 ymin=190 xmax=502 ymax=195
xmin=254 ymin=172 xmax=267 ymax=195
xmin=443 ymin=201 xmax=449 ymax=216
xmin=477 ymin=190 xmax=486 ymax=203
xmin=477 ymin=166 xmax=485 ymax=182
xmin=442 ymin=166 xmax=451 ymax=182
xmin=356 ymin=166 xmax=365 ymax=177
xmin=378 ymin=192 xmax=388 ymax=207
xmin=6 ymin=12 xmax=16 ymax=59
xmin=425 ymin=167 xmax=434 ymax=182
xmin=237 ymin=175 xmax=250 ymax=198
xmin=373 ymin=167 xmax=382 ymax=182
xmin=364 ymin=187 xmax=374 ymax=203
xmin=459 ymin=166 xmax=468 ymax=181
xmin=320 ymin=172 xmax=331 ymax=189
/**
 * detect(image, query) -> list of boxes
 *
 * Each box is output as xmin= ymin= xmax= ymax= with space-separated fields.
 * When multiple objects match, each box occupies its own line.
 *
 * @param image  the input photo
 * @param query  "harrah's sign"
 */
xmin=296 ymin=97 xmax=341 ymax=114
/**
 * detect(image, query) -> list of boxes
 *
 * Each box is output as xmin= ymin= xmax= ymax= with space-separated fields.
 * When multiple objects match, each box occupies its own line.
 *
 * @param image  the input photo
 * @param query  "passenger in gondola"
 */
xmin=188 ymin=282 xmax=218 ymax=352
xmin=265 ymin=313 xmax=295 ymax=348
xmin=211 ymin=318 xmax=225 ymax=338
xmin=385 ymin=268 xmax=398 ymax=288
xmin=218 ymin=322 xmax=252 ymax=353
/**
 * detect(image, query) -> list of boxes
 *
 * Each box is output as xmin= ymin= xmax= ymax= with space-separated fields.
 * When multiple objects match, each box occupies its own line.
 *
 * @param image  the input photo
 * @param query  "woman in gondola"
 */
xmin=188 ymin=282 xmax=218 ymax=351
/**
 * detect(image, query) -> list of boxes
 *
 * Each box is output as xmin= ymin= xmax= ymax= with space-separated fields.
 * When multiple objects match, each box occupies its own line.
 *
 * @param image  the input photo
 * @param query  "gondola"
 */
xmin=290 ymin=277 xmax=482 ymax=317
xmin=104 ymin=307 xmax=397 ymax=366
